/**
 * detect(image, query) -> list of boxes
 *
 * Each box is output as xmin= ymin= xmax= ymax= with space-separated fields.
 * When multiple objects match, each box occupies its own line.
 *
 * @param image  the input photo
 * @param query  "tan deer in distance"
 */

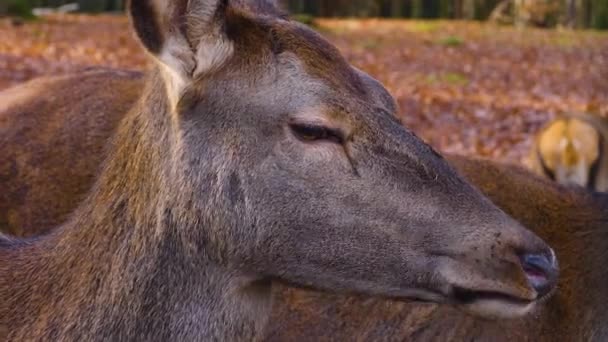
xmin=0 ymin=0 xmax=557 ymax=340
xmin=527 ymin=112 xmax=608 ymax=192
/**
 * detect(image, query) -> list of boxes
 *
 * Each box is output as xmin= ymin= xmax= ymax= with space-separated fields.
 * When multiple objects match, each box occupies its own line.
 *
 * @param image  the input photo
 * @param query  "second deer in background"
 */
xmin=527 ymin=112 xmax=608 ymax=192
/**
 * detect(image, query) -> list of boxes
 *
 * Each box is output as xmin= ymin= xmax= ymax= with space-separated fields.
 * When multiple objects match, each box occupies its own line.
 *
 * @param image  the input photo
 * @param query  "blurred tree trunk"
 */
xmin=77 ymin=0 xmax=105 ymax=12
xmin=591 ymin=0 xmax=608 ymax=28
xmin=577 ymin=0 xmax=591 ymax=27
xmin=319 ymin=0 xmax=331 ymax=16
xmin=453 ymin=0 xmax=463 ymax=17
xmin=462 ymin=0 xmax=476 ymax=19
xmin=411 ymin=0 xmax=423 ymax=18
xmin=440 ymin=0 xmax=453 ymax=18
xmin=390 ymin=0 xmax=403 ymax=17
xmin=302 ymin=1 xmax=317 ymax=16
xmin=287 ymin=0 xmax=304 ymax=13
xmin=564 ymin=0 xmax=577 ymax=27
xmin=107 ymin=0 xmax=123 ymax=11
xmin=424 ymin=0 xmax=440 ymax=18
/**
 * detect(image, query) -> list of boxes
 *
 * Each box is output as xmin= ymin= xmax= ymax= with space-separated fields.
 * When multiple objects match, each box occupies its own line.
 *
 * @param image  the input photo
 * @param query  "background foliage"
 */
xmin=0 ymin=15 xmax=606 ymax=162
xmin=1 ymin=0 xmax=607 ymax=29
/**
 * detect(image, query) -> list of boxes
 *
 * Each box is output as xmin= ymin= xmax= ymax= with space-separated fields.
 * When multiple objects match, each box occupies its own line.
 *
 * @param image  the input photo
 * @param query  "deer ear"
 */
xmin=128 ymin=0 xmax=234 ymax=102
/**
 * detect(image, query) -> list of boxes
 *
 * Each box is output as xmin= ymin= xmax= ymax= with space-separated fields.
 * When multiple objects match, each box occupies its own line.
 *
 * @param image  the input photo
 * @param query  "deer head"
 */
xmin=0 ymin=2 xmax=561 ymax=339
xmin=124 ymin=0 xmax=558 ymax=320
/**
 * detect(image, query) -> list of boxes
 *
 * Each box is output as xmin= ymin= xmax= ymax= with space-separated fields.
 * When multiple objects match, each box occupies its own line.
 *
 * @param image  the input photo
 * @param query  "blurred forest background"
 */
xmin=1 ymin=0 xmax=608 ymax=29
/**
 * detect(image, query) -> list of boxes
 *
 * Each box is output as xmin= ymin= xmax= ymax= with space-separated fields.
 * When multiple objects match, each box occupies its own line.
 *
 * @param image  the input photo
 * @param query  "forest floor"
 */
xmin=1 ymin=15 xmax=607 ymax=163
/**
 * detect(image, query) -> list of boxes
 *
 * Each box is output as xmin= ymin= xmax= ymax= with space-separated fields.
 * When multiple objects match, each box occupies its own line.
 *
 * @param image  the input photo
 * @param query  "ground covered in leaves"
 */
xmin=1 ymin=15 xmax=607 ymax=163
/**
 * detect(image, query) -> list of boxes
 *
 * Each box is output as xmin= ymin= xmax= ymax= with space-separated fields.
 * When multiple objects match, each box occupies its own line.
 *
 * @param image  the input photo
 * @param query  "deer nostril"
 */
xmin=520 ymin=249 xmax=558 ymax=299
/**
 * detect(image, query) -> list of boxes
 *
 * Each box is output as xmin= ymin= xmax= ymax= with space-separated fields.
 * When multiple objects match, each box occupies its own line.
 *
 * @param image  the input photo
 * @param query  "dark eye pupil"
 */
xmin=290 ymin=124 xmax=343 ymax=144
xmin=295 ymin=125 xmax=326 ymax=140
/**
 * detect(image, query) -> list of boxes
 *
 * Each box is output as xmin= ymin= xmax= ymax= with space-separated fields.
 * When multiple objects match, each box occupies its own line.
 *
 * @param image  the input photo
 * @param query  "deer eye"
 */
xmin=290 ymin=123 xmax=345 ymax=144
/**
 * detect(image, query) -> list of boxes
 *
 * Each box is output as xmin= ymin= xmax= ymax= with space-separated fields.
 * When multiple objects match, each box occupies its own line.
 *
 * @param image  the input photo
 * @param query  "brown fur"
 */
xmin=267 ymin=156 xmax=608 ymax=341
xmin=0 ymin=68 xmax=144 ymax=236
xmin=1 ymin=1 xmax=557 ymax=340
xmin=2 ymin=98 xmax=604 ymax=340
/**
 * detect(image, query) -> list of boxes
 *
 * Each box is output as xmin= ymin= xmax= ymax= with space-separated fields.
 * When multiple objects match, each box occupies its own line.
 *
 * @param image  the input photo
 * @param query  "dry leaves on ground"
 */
xmin=1 ymin=15 xmax=607 ymax=163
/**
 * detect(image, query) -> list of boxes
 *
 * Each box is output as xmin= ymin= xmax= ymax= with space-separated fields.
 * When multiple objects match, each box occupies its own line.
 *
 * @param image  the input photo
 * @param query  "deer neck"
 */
xmin=1 ymin=72 xmax=271 ymax=341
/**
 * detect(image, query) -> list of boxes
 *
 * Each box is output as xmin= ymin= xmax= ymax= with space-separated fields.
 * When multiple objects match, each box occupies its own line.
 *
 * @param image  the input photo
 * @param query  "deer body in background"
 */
xmin=1 ymin=0 xmax=556 ymax=340
xmin=527 ymin=112 xmax=608 ymax=192
xmin=0 ymin=68 xmax=143 ymax=236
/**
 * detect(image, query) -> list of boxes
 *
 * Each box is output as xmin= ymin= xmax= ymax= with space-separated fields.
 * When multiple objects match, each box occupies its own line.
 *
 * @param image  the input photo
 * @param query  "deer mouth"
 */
xmin=446 ymin=285 xmax=546 ymax=319
xmin=433 ymin=248 xmax=558 ymax=318
xmin=451 ymin=286 xmax=534 ymax=306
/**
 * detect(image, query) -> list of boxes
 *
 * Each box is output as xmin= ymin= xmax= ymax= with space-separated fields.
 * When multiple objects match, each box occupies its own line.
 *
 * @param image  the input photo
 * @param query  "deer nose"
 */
xmin=520 ymin=249 xmax=558 ymax=299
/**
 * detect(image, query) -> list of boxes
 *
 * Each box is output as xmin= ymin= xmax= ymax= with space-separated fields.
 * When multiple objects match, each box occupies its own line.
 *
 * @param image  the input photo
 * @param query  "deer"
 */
xmin=0 ymin=0 xmax=558 ymax=340
xmin=526 ymin=112 xmax=608 ymax=192
xmin=267 ymin=155 xmax=608 ymax=341
xmin=0 ymin=68 xmax=144 ymax=236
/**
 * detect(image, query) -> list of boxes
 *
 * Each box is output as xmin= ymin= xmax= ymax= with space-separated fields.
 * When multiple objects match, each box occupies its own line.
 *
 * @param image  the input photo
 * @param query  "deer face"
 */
xmin=130 ymin=0 xmax=558 ymax=319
